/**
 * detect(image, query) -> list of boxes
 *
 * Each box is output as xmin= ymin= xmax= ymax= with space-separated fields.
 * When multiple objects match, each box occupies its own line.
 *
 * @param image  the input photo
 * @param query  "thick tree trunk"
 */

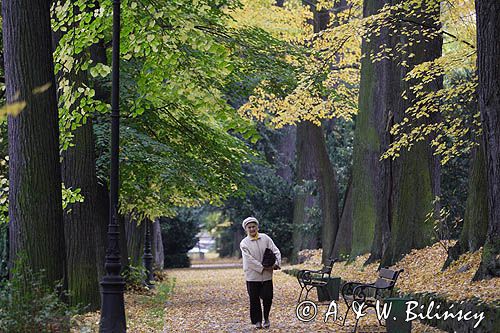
xmin=381 ymin=0 xmax=442 ymax=267
xmin=62 ymin=119 xmax=101 ymax=309
xmin=52 ymin=25 xmax=101 ymax=309
xmin=292 ymin=2 xmax=340 ymax=264
xmin=275 ymin=125 xmax=296 ymax=183
xmin=332 ymin=177 xmax=353 ymax=259
xmin=4 ymin=0 xmax=66 ymax=287
xmin=152 ymin=218 xmax=164 ymax=269
xmin=118 ymin=213 xmax=130 ymax=270
xmin=125 ymin=215 xmax=146 ymax=267
xmin=444 ymin=144 xmax=488 ymax=268
xmin=474 ymin=0 xmax=500 ymax=280
xmin=350 ymin=0 xmax=395 ymax=262
xmin=292 ymin=121 xmax=340 ymax=263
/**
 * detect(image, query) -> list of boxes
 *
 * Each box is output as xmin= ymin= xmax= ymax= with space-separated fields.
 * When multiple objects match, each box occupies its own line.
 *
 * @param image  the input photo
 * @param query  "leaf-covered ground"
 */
xmin=296 ymin=241 xmax=500 ymax=303
xmin=162 ymin=267 xmax=444 ymax=332
xmin=72 ymin=242 xmax=498 ymax=332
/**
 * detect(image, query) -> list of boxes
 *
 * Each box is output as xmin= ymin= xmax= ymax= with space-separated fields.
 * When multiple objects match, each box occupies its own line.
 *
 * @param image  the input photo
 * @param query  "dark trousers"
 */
xmin=246 ymin=280 xmax=273 ymax=324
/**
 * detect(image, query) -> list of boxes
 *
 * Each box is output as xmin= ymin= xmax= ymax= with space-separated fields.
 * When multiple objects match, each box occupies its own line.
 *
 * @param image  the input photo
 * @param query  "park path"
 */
xmin=162 ymin=266 xmax=444 ymax=333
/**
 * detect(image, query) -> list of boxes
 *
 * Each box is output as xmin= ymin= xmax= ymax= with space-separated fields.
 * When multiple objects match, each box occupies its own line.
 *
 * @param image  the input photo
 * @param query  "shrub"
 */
xmin=0 ymin=255 xmax=79 ymax=332
xmin=121 ymin=264 xmax=148 ymax=292
xmin=164 ymin=253 xmax=190 ymax=268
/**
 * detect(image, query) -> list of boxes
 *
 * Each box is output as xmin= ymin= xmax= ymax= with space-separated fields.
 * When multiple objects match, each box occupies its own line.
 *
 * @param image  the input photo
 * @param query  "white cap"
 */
xmin=242 ymin=216 xmax=259 ymax=230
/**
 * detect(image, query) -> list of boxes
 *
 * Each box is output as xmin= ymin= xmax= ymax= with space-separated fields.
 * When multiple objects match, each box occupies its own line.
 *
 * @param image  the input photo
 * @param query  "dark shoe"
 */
xmin=255 ymin=322 xmax=262 ymax=329
xmin=263 ymin=320 xmax=270 ymax=328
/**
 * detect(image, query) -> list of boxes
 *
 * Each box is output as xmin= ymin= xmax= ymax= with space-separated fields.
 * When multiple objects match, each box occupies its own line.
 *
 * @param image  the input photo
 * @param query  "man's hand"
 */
xmin=273 ymin=264 xmax=280 ymax=270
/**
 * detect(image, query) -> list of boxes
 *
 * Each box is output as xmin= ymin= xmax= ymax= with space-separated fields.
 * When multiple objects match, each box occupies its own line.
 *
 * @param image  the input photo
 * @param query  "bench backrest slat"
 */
xmin=379 ymin=268 xmax=398 ymax=280
xmin=373 ymin=268 xmax=402 ymax=289
xmin=374 ymin=278 xmax=394 ymax=289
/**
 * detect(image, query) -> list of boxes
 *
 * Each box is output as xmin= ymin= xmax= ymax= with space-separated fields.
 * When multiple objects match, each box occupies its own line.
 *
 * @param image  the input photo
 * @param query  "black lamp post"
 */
xmin=143 ymin=220 xmax=154 ymax=287
xmin=99 ymin=0 xmax=126 ymax=331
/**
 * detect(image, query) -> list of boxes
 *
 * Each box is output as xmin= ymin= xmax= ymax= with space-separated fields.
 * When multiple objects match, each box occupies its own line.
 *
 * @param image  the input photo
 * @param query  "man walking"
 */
xmin=240 ymin=217 xmax=281 ymax=329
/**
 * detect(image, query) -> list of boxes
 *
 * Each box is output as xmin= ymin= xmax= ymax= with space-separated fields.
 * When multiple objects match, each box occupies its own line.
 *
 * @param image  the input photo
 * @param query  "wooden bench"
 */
xmin=296 ymin=258 xmax=337 ymax=303
xmin=341 ymin=268 xmax=404 ymax=330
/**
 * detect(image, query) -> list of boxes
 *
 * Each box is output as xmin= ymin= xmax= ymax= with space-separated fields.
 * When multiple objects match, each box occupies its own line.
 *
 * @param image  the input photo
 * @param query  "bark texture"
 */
xmin=53 ymin=26 xmax=101 ymax=309
xmin=4 ymin=0 xmax=66 ymax=286
xmin=381 ymin=0 xmax=442 ymax=266
xmin=152 ymin=218 xmax=164 ymax=269
xmin=62 ymin=118 xmax=101 ymax=309
xmin=125 ymin=215 xmax=146 ymax=267
xmin=350 ymin=0 xmax=395 ymax=261
xmin=474 ymin=0 xmax=500 ymax=280
xmin=292 ymin=121 xmax=340 ymax=263
xmin=292 ymin=2 xmax=340 ymax=265
xmin=332 ymin=178 xmax=353 ymax=259
xmin=444 ymin=144 xmax=488 ymax=268
xmin=275 ymin=126 xmax=296 ymax=183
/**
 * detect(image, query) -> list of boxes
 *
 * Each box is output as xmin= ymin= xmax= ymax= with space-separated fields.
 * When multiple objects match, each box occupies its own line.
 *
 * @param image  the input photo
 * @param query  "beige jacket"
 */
xmin=240 ymin=233 xmax=281 ymax=282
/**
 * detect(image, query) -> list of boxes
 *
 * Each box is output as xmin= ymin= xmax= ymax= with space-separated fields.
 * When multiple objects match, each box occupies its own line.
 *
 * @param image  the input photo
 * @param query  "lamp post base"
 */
xmin=100 ymin=276 xmax=126 ymax=333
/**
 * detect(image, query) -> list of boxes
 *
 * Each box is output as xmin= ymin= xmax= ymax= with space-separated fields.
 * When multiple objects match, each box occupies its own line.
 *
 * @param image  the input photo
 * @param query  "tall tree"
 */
xmin=61 ymin=115 xmax=101 ymax=309
xmin=152 ymin=218 xmax=164 ymax=269
xmin=53 ymin=18 xmax=101 ymax=308
xmin=292 ymin=0 xmax=341 ymax=265
xmin=349 ymin=0 xmax=396 ymax=261
xmin=381 ymin=0 xmax=443 ymax=266
xmin=125 ymin=215 xmax=145 ymax=267
xmin=332 ymin=177 xmax=353 ymax=259
xmin=445 ymin=143 xmax=488 ymax=268
xmin=474 ymin=0 xmax=500 ymax=280
xmin=3 ymin=0 xmax=66 ymax=285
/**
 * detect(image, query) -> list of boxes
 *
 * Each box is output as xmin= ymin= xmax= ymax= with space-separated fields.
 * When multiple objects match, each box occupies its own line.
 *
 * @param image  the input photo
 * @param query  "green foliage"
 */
xmin=222 ymin=160 xmax=295 ymax=258
xmin=160 ymin=210 xmax=200 ymax=268
xmin=61 ymin=184 xmax=85 ymax=213
xmin=374 ymin=1 xmax=479 ymax=164
xmin=51 ymin=0 xmax=264 ymax=219
xmin=325 ymin=119 xmax=354 ymax=202
xmin=0 ymin=224 xmax=7 ymax=280
xmin=164 ymin=254 xmax=191 ymax=269
xmin=441 ymin=148 xmax=470 ymax=221
xmin=138 ymin=277 xmax=176 ymax=307
xmin=121 ymin=263 xmax=147 ymax=290
xmin=0 ymin=255 xmax=79 ymax=332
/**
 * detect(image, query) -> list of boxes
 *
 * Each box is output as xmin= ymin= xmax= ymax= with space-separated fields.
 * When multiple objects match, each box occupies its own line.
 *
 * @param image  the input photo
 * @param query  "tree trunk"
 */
xmin=52 ymin=24 xmax=101 ymax=309
xmin=125 ymin=215 xmax=146 ymax=267
xmin=152 ymin=218 xmax=164 ymax=269
xmin=61 ymin=118 xmax=101 ymax=309
xmin=444 ymin=144 xmax=488 ymax=269
xmin=381 ymin=0 xmax=442 ymax=267
xmin=473 ymin=0 xmax=500 ymax=280
xmin=332 ymin=177 xmax=353 ymax=260
xmin=292 ymin=121 xmax=340 ymax=263
xmin=275 ymin=125 xmax=296 ymax=183
xmin=292 ymin=2 xmax=340 ymax=264
xmin=350 ymin=0 xmax=395 ymax=262
xmin=4 ymin=0 xmax=66 ymax=287
xmin=118 ymin=213 xmax=130 ymax=271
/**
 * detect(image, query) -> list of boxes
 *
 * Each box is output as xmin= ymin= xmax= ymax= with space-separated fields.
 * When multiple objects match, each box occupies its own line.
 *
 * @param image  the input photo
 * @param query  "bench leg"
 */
xmin=353 ymin=316 xmax=359 ymax=333
xmin=304 ymin=285 xmax=315 ymax=301
xmin=342 ymin=304 xmax=351 ymax=326
xmin=298 ymin=286 xmax=305 ymax=303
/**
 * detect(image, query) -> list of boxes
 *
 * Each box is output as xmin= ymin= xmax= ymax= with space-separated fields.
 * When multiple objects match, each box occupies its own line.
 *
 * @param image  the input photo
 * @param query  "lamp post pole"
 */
xmin=99 ymin=0 xmax=126 ymax=331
